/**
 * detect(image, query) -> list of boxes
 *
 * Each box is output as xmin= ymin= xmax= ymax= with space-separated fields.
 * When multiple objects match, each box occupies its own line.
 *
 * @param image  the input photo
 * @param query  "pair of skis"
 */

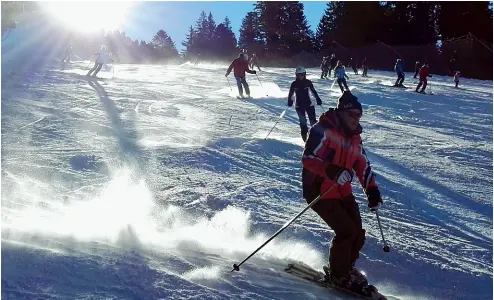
xmin=285 ymin=262 xmax=388 ymax=300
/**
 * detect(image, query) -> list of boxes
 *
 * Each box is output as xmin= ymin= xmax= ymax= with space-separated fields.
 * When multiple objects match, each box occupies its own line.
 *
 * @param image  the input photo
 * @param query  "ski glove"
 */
xmin=366 ymin=187 xmax=383 ymax=211
xmin=326 ymin=165 xmax=353 ymax=185
xmin=252 ymin=70 xmax=257 ymax=74
xmin=225 ymin=73 xmax=229 ymax=77
xmin=316 ymin=98 xmax=322 ymax=105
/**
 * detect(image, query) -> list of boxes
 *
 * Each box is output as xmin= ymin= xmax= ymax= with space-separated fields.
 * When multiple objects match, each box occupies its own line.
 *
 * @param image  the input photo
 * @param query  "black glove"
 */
xmin=326 ymin=165 xmax=353 ymax=185
xmin=428 ymin=75 xmax=432 ymax=77
xmin=252 ymin=70 xmax=257 ymax=74
xmin=288 ymin=99 xmax=293 ymax=107
xmin=366 ymin=187 xmax=383 ymax=211
xmin=316 ymin=99 xmax=322 ymax=105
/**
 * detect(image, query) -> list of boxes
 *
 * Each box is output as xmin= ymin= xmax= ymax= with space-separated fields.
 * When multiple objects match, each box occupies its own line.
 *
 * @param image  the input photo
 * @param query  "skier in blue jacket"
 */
xmin=394 ymin=59 xmax=405 ymax=87
xmin=334 ymin=61 xmax=350 ymax=93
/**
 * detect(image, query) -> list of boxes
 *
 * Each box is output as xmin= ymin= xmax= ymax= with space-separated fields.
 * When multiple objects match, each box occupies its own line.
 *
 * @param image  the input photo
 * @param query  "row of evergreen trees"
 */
xmin=3 ymin=2 xmax=492 ymax=77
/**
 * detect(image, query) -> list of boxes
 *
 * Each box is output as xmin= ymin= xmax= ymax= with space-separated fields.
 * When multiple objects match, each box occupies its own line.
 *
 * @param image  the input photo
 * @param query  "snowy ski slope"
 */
xmin=1 ymin=57 xmax=492 ymax=300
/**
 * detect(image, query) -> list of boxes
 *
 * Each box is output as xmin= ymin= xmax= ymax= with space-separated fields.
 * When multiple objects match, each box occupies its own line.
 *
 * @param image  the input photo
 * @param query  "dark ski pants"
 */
xmin=337 ymin=78 xmax=349 ymax=93
xmin=362 ymin=67 xmax=368 ymax=76
xmin=455 ymin=80 xmax=459 ymax=88
xmin=309 ymin=194 xmax=365 ymax=278
xmin=395 ymin=72 xmax=405 ymax=85
xmin=416 ymin=77 xmax=428 ymax=92
xmin=296 ymin=105 xmax=317 ymax=141
xmin=87 ymin=62 xmax=103 ymax=76
xmin=321 ymin=67 xmax=329 ymax=79
xmin=352 ymin=67 xmax=358 ymax=75
xmin=235 ymin=76 xmax=250 ymax=96
xmin=413 ymin=69 xmax=419 ymax=78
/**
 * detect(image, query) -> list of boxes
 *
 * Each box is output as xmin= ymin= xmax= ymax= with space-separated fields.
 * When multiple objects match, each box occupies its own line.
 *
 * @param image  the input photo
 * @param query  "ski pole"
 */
xmin=232 ymin=182 xmax=338 ymax=272
xmin=226 ymin=76 xmax=233 ymax=92
xmin=329 ymin=78 xmax=337 ymax=92
xmin=264 ymin=106 xmax=290 ymax=140
xmin=374 ymin=210 xmax=390 ymax=252
xmin=256 ymin=73 xmax=268 ymax=96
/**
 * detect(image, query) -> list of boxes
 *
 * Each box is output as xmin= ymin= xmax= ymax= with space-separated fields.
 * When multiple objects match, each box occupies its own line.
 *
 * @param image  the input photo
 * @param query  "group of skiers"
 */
xmin=397 ymin=59 xmax=461 ymax=91
xmin=60 ymin=44 xmax=114 ymax=77
xmin=321 ymin=55 xmax=368 ymax=79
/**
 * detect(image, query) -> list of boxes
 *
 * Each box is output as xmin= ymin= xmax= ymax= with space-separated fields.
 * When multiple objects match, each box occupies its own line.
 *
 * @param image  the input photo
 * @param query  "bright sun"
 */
xmin=42 ymin=1 xmax=133 ymax=33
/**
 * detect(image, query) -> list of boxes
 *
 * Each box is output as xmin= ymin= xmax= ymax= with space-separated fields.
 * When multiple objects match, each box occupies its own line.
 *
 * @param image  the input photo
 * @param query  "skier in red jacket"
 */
xmin=415 ymin=63 xmax=431 ymax=93
xmin=225 ymin=53 xmax=257 ymax=98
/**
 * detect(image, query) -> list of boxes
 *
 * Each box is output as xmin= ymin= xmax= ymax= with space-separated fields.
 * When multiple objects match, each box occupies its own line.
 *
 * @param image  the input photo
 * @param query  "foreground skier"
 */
xmin=301 ymin=91 xmax=383 ymax=295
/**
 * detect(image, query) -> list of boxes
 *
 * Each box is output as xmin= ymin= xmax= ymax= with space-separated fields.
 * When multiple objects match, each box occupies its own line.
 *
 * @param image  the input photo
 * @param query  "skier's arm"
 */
xmin=302 ymin=125 xmax=332 ymax=177
xmin=225 ymin=61 xmax=234 ymax=76
xmin=353 ymin=140 xmax=378 ymax=191
xmin=246 ymin=69 xmax=256 ymax=74
xmin=309 ymin=82 xmax=322 ymax=105
xmin=287 ymin=82 xmax=295 ymax=106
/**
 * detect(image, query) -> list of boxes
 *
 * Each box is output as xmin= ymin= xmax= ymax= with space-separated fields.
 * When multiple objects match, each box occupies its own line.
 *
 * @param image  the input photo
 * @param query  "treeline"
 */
xmin=181 ymin=1 xmax=492 ymax=79
xmin=3 ymin=1 xmax=492 ymax=78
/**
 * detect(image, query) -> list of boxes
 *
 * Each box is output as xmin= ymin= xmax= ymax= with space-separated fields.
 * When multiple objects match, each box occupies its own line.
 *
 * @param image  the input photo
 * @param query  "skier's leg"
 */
xmin=235 ymin=76 xmax=244 ymax=96
xmin=307 ymin=106 xmax=317 ymax=127
xmin=337 ymin=79 xmax=344 ymax=93
xmin=309 ymin=198 xmax=357 ymax=279
xmin=416 ymin=80 xmax=423 ymax=92
xmin=399 ymin=73 xmax=405 ymax=85
xmin=241 ymin=77 xmax=250 ymax=96
xmin=421 ymin=78 xmax=427 ymax=92
xmin=342 ymin=79 xmax=349 ymax=91
xmin=87 ymin=62 xmax=98 ymax=76
xmin=341 ymin=195 xmax=365 ymax=266
xmin=93 ymin=63 xmax=103 ymax=76
xmin=296 ymin=107 xmax=308 ymax=141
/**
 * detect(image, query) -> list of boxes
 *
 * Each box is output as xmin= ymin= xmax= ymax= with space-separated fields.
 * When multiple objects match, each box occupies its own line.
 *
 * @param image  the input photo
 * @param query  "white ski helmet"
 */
xmin=295 ymin=66 xmax=306 ymax=75
xmin=101 ymin=45 xmax=107 ymax=50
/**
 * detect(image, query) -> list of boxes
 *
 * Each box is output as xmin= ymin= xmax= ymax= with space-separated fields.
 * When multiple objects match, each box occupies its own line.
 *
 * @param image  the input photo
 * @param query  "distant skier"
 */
xmin=349 ymin=58 xmax=358 ymax=75
xmin=87 ymin=45 xmax=112 ymax=77
xmin=61 ymin=45 xmax=73 ymax=63
xmin=394 ymin=58 xmax=405 ymax=87
xmin=415 ymin=63 xmax=431 ymax=93
xmin=413 ymin=61 xmax=420 ymax=79
xmin=361 ymin=57 xmax=368 ymax=77
xmin=287 ymin=66 xmax=322 ymax=142
xmin=225 ymin=53 xmax=257 ymax=98
xmin=320 ymin=57 xmax=329 ymax=79
xmin=249 ymin=54 xmax=261 ymax=71
xmin=301 ymin=90 xmax=383 ymax=295
xmin=329 ymin=54 xmax=338 ymax=77
xmin=454 ymin=71 xmax=461 ymax=88
xmin=334 ymin=61 xmax=350 ymax=93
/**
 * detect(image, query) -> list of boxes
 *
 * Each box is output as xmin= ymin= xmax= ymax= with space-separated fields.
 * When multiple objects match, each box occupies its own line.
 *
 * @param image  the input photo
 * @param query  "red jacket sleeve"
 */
xmin=353 ymin=140 xmax=378 ymax=191
xmin=302 ymin=124 xmax=331 ymax=177
xmin=226 ymin=60 xmax=235 ymax=75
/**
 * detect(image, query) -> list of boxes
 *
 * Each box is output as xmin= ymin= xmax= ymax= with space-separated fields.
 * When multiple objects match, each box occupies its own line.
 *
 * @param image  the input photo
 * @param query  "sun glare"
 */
xmin=42 ymin=1 xmax=133 ymax=33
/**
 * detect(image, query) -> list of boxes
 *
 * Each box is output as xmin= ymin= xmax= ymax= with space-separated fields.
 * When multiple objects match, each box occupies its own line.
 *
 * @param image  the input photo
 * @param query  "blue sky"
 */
xmin=122 ymin=1 xmax=328 ymax=51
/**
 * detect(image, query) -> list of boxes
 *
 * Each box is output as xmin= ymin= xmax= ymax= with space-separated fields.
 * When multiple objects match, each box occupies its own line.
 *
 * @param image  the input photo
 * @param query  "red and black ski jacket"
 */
xmin=226 ymin=58 xmax=255 ymax=78
xmin=301 ymin=109 xmax=378 ymax=202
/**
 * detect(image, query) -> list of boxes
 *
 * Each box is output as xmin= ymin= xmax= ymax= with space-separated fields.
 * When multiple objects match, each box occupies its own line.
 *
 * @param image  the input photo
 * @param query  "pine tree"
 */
xmin=238 ymin=11 xmax=264 ymax=56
